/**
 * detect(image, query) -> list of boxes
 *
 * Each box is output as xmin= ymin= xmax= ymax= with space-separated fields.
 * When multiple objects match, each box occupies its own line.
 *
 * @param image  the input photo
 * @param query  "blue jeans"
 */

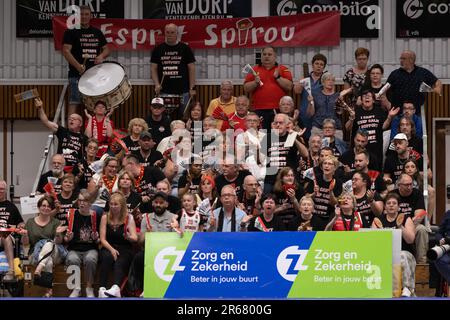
xmin=434 ymin=253 xmax=450 ymax=283
xmin=69 ymin=77 xmax=82 ymax=104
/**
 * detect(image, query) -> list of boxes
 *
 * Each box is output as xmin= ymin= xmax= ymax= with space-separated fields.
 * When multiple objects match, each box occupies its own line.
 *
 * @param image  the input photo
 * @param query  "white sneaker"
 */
xmin=69 ymin=288 xmax=81 ymax=298
xmin=86 ymin=287 xmax=95 ymax=298
xmin=104 ymin=284 xmax=121 ymax=298
xmin=401 ymin=287 xmax=412 ymax=297
xmin=98 ymin=287 xmax=107 ymax=298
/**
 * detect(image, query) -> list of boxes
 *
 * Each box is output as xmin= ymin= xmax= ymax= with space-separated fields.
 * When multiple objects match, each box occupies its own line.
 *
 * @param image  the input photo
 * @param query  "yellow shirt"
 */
xmin=206 ymin=96 xmax=236 ymax=129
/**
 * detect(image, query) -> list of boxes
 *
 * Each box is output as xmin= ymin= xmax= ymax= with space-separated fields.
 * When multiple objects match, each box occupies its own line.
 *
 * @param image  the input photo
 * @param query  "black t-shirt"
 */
xmin=379 ymin=214 xmax=415 ymax=254
xmin=0 ymin=200 xmax=23 ymax=228
xmin=66 ymin=210 xmax=101 ymax=252
xmin=247 ymin=214 xmax=285 ymax=232
xmin=77 ymin=158 xmax=96 ymax=189
xmin=150 ymin=42 xmax=196 ymax=94
xmin=178 ymin=172 xmax=202 ymax=195
xmin=137 ymin=166 xmax=166 ymax=197
xmin=145 ymin=117 xmax=171 ymax=146
xmin=339 ymin=149 xmax=379 ymax=172
xmin=305 ymin=173 xmax=342 ymax=219
xmin=55 ymin=126 xmax=88 ymax=167
xmin=262 ymin=131 xmax=300 ymax=186
xmin=384 ymin=153 xmax=423 ymax=185
xmin=37 ymin=171 xmax=63 ymax=195
xmin=393 ymin=188 xmax=426 ymax=219
xmin=355 ymin=192 xmax=383 ymax=228
xmin=288 ymin=215 xmax=321 ymax=231
xmin=125 ymin=191 xmax=143 ymax=228
xmin=122 ymin=136 xmax=141 ymax=154
xmin=351 ymin=106 xmax=386 ymax=171
xmin=274 ymin=187 xmax=305 ymax=227
xmin=56 ymin=192 xmax=79 ymax=226
xmin=63 ymin=26 xmax=107 ymax=78
xmin=131 ymin=149 xmax=163 ymax=168
xmin=215 ymin=170 xmax=251 ymax=196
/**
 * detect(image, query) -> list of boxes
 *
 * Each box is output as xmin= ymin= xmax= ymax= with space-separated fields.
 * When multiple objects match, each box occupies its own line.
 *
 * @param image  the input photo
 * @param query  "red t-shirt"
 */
xmin=333 ymin=211 xmax=363 ymax=231
xmin=220 ymin=112 xmax=247 ymax=133
xmin=244 ymin=64 xmax=292 ymax=110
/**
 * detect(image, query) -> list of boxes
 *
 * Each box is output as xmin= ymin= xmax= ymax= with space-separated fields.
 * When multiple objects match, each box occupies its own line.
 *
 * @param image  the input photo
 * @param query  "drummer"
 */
xmin=0 ymin=180 xmax=24 ymax=282
xmin=151 ymin=23 xmax=196 ymax=119
xmin=62 ymin=5 xmax=110 ymax=116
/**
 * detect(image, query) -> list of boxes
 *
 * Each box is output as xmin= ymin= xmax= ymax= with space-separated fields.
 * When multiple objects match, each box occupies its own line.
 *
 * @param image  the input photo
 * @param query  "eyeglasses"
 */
xmin=221 ymin=193 xmax=236 ymax=198
xmin=399 ymin=183 xmax=413 ymax=187
xmin=78 ymin=199 xmax=88 ymax=203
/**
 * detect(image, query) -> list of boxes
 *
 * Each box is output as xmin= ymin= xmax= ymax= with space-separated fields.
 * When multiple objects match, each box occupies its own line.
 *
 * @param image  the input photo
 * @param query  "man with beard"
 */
xmin=36 ymin=154 xmax=66 ymax=195
xmin=178 ymin=155 xmax=203 ymax=197
xmin=131 ymin=131 xmax=163 ymax=168
xmin=0 ymin=180 xmax=24 ymax=282
xmin=339 ymin=129 xmax=379 ymax=173
xmin=127 ymin=192 xmax=178 ymax=296
xmin=237 ymin=175 xmax=262 ymax=217
xmin=35 ymin=98 xmax=87 ymax=170
xmin=244 ymin=194 xmax=285 ymax=232
xmin=384 ymin=133 xmax=423 ymax=187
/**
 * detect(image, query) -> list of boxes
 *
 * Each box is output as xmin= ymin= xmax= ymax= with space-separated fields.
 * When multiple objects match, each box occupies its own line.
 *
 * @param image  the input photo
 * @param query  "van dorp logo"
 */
xmin=154 ymin=247 xmax=185 ymax=282
xmin=403 ymin=0 xmax=424 ymax=19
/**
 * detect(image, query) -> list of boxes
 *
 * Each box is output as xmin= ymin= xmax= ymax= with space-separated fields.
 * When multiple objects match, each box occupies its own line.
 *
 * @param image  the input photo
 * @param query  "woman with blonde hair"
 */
xmin=288 ymin=195 xmax=319 ymax=231
xmin=98 ymin=192 xmax=138 ymax=298
xmin=122 ymin=118 xmax=149 ymax=153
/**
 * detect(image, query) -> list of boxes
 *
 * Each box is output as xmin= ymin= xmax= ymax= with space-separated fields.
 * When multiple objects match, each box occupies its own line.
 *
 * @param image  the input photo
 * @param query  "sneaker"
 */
xmin=86 ymin=287 xmax=95 ymax=298
xmin=401 ymin=287 xmax=412 ymax=297
xmin=69 ymin=288 xmax=81 ymax=298
xmin=104 ymin=284 xmax=121 ymax=298
xmin=2 ymin=270 xmax=16 ymax=283
xmin=98 ymin=287 xmax=107 ymax=298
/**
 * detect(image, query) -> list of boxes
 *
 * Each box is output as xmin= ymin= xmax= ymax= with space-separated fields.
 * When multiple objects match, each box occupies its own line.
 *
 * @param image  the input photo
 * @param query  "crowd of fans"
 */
xmin=0 ymin=14 xmax=445 ymax=298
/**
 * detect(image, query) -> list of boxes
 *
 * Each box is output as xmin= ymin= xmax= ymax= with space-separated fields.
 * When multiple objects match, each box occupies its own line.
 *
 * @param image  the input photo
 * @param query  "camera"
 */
xmin=427 ymin=237 xmax=450 ymax=261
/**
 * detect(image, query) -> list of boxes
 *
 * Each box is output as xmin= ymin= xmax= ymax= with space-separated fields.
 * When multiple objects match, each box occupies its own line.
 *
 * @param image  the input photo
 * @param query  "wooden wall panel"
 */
xmin=1 ymin=84 xmax=449 ymax=160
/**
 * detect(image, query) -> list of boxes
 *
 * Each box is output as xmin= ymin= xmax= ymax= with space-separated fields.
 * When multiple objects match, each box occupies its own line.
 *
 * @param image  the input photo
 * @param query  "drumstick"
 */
xmin=182 ymin=95 xmax=193 ymax=119
xmin=156 ymin=74 xmax=166 ymax=95
xmin=81 ymin=54 xmax=89 ymax=68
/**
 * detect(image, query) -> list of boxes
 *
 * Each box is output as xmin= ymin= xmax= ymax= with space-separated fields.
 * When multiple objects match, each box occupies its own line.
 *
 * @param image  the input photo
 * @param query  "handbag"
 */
xmin=33 ymin=241 xmax=55 ymax=288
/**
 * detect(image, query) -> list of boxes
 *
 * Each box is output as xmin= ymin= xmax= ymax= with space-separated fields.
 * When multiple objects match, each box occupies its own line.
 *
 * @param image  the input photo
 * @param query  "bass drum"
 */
xmin=78 ymin=62 xmax=132 ymax=112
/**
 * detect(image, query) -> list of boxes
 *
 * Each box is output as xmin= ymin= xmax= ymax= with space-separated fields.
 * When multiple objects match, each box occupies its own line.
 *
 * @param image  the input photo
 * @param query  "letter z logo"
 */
xmin=154 ymin=247 xmax=186 ymax=282
xmin=276 ymin=246 xmax=308 ymax=282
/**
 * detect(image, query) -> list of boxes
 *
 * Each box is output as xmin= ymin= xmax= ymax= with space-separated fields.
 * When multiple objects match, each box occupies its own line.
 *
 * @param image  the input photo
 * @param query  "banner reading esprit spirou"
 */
xmin=144 ymin=232 xmax=392 ymax=298
xmin=142 ymin=0 xmax=252 ymax=19
xmin=16 ymin=0 xmax=124 ymax=37
xmin=270 ymin=0 xmax=380 ymax=38
xmin=397 ymin=0 xmax=450 ymax=37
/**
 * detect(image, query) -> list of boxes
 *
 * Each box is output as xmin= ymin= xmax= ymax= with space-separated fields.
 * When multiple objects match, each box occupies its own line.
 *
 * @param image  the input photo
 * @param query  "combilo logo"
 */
xmin=276 ymin=246 xmax=308 ymax=282
xmin=403 ymin=0 xmax=424 ymax=19
xmin=277 ymin=0 xmax=298 ymax=15
xmin=154 ymin=247 xmax=185 ymax=282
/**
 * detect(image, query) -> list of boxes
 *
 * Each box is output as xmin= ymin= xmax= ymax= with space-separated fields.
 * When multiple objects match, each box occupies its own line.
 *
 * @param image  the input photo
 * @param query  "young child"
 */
xmin=178 ymin=193 xmax=202 ymax=232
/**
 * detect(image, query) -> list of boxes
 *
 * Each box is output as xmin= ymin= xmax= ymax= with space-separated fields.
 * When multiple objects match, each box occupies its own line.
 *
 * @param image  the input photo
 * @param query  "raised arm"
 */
xmin=34 ymin=98 xmax=58 ymax=132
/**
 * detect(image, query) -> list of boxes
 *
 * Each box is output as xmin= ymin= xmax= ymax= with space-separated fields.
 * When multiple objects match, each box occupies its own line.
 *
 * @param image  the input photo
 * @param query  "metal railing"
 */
xmin=30 ymin=84 xmax=68 ymax=196
xmin=421 ymin=104 xmax=430 ymax=227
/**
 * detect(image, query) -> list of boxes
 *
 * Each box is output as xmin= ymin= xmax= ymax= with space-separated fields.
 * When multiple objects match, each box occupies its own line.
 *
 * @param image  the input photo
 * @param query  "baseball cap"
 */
xmin=151 ymin=97 xmax=165 ymax=107
xmin=140 ymin=131 xmax=153 ymax=140
xmin=153 ymin=191 xmax=168 ymax=202
xmin=393 ymin=133 xmax=408 ymax=141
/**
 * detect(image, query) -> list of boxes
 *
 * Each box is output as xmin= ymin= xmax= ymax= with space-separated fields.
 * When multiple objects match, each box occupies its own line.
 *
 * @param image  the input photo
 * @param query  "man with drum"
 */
xmin=151 ymin=23 xmax=196 ymax=119
xmin=62 ymin=5 xmax=110 ymax=116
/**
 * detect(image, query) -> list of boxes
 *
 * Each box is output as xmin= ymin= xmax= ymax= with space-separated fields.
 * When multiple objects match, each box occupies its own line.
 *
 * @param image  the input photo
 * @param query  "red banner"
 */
xmin=52 ymin=12 xmax=340 ymax=51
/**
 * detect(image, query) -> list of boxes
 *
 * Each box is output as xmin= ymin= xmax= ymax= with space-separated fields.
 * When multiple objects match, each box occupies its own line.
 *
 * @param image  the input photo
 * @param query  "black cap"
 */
xmin=140 ymin=131 xmax=153 ymax=140
xmin=153 ymin=191 xmax=168 ymax=202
